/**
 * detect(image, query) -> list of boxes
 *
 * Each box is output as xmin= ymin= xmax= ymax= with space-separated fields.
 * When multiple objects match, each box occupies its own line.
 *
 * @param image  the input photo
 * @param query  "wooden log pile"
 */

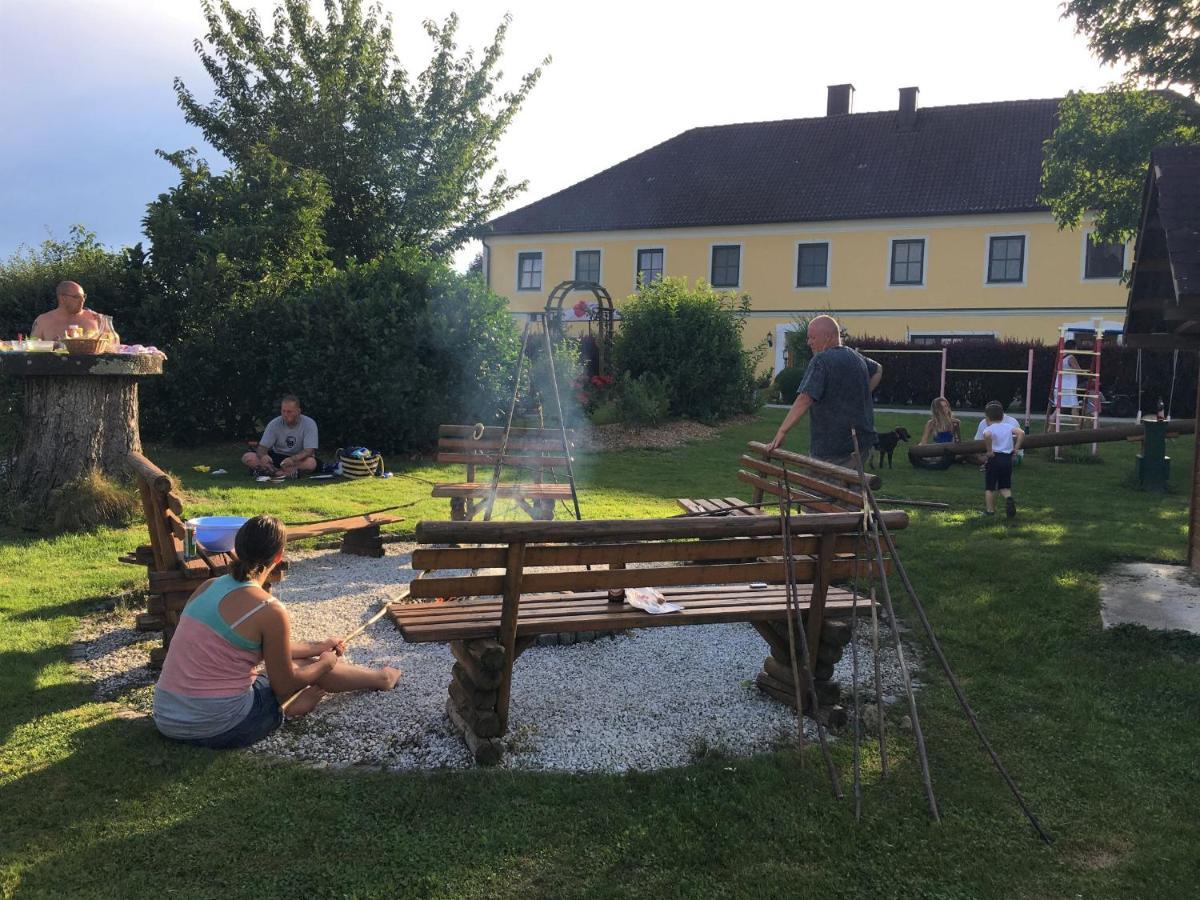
xmin=446 ymin=638 xmax=520 ymax=765
xmin=753 ymin=618 xmax=853 ymax=726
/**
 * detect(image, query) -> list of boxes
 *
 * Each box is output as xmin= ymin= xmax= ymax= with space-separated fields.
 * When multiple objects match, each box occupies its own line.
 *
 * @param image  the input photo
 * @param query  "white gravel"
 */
xmin=72 ymin=545 xmax=919 ymax=772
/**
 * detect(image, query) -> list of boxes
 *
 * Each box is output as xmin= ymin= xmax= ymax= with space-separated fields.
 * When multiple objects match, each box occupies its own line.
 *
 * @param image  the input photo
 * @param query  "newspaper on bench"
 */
xmin=624 ymin=586 xmax=683 ymax=614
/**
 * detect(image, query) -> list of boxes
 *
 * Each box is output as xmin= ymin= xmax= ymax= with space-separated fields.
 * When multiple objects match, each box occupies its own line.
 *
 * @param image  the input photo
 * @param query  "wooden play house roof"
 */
xmin=1124 ymin=146 xmax=1200 ymax=349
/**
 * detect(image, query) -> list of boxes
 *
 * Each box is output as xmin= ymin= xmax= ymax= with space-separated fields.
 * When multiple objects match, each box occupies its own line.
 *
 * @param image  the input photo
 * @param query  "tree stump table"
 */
xmin=1 ymin=352 xmax=163 ymax=520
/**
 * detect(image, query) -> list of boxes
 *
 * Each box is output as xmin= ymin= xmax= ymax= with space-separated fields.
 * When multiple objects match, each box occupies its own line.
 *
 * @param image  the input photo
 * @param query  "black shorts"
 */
xmin=984 ymin=453 xmax=1013 ymax=491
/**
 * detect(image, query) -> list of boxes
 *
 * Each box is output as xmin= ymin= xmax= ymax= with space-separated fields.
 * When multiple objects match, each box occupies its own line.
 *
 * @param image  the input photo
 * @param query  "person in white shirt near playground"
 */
xmin=980 ymin=401 xmax=1025 ymax=519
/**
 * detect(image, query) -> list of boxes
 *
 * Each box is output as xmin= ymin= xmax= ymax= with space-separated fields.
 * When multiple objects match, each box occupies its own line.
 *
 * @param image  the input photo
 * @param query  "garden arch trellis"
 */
xmin=543 ymin=280 xmax=615 ymax=376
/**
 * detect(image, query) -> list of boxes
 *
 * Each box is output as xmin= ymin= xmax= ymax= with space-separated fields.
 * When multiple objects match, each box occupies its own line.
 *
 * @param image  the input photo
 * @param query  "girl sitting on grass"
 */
xmin=919 ymin=396 xmax=962 ymax=446
xmin=153 ymin=514 xmax=400 ymax=749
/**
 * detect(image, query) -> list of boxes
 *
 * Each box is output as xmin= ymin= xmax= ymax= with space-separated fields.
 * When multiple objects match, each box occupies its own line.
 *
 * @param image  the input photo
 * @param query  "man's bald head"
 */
xmin=806 ymin=315 xmax=842 ymax=353
xmin=55 ymin=281 xmax=87 ymax=314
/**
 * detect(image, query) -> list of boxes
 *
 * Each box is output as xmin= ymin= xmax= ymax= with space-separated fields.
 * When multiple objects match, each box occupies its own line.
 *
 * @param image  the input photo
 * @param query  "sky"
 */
xmin=0 ymin=0 xmax=1123 ymax=269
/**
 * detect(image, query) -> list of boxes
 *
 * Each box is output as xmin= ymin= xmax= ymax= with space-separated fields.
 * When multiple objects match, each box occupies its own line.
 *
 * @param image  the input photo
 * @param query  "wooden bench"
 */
xmin=122 ymin=451 xmax=403 ymax=666
xmin=431 ymin=424 xmax=577 ymax=521
xmin=390 ymin=511 xmax=905 ymax=764
xmin=677 ymin=442 xmax=879 ymax=517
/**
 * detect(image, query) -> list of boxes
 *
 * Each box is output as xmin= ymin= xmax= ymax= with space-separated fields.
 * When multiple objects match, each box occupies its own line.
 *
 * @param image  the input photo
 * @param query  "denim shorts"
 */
xmin=179 ymin=675 xmax=283 ymax=750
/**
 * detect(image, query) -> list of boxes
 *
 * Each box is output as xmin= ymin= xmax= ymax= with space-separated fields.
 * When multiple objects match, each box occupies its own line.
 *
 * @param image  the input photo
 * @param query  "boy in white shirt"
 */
xmin=981 ymin=402 xmax=1025 ymax=518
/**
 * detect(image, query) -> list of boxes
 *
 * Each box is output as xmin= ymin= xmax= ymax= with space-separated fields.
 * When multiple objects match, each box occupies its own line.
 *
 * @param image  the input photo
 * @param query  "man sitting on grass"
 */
xmin=241 ymin=395 xmax=319 ymax=482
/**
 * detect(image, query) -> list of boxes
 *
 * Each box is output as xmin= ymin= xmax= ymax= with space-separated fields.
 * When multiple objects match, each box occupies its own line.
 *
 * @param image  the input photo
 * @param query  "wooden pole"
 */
xmin=779 ymin=492 xmax=843 ymax=798
xmin=416 ymin=510 xmax=906 ymax=545
xmin=1190 ymin=363 xmax=1200 ymax=572
xmin=855 ymin=431 xmax=1054 ymax=844
xmin=852 ymin=429 xmax=941 ymax=823
xmin=279 ymin=595 xmax=401 ymax=714
xmin=908 ymin=420 xmax=1195 ymax=459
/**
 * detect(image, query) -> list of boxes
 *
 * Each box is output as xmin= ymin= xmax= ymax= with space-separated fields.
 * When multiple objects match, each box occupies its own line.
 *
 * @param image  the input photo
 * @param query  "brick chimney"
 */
xmin=898 ymin=86 xmax=919 ymax=131
xmin=826 ymin=84 xmax=855 ymax=116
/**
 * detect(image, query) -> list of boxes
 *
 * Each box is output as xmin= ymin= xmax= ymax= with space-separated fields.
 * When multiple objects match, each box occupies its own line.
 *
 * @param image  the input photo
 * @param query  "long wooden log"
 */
xmin=415 ymin=510 xmax=907 ymax=544
xmin=126 ymin=450 xmax=173 ymax=493
xmin=747 ymin=441 xmax=882 ymax=489
xmin=907 ymin=420 xmax=1196 ymax=459
xmin=445 ymin=698 xmax=503 ymax=765
xmin=465 ymin=638 xmax=507 ymax=672
xmin=449 ymin=650 xmax=502 ymax=690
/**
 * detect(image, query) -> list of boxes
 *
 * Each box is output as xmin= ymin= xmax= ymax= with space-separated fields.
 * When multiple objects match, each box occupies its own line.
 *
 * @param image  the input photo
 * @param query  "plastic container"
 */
xmin=189 ymin=516 xmax=250 ymax=553
xmin=22 ymin=339 xmax=55 ymax=352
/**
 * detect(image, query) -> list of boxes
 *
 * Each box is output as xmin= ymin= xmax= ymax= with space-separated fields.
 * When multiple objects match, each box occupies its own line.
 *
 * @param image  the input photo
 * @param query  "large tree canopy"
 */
xmin=1040 ymin=88 xmax=1200 ymax=243
xmin=1043 ymin=2 xmax=1200 ymax=244
xmin=1064 ymin=0 xmax=1200 ymax=95
xmin=173 ymin=0 xmax=546 ymax=262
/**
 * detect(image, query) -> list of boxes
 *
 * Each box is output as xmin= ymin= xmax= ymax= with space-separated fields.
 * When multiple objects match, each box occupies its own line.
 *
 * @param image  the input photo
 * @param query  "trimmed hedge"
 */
xmin=852 ymin=336 xmax=1197 ymax=418
xmin=145 ymin=249 xmax=520 ymax=449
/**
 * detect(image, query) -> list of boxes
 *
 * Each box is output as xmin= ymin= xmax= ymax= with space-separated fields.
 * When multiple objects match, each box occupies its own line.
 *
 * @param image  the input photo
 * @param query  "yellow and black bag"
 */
xmin=336 ymin=448 xmax=385 ymax=478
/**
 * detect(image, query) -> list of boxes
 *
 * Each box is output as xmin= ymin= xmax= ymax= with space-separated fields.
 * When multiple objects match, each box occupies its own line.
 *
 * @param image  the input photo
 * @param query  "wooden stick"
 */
xmin=778 ymin=473 xmax=843 ymax=798
xmin=279 ymin=591 xmax=405 ymax=713
xmin=851 ymin=429 xmax=941 ymax=823
xmin=854 ymin=452 xmax=1055 ymax=845
xmin=907 ymin=419 xmax=1195 ymax=459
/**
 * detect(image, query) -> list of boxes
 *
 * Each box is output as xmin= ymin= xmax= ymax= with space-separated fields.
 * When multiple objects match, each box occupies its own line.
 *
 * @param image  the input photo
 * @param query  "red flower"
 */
xmin=573 ymin=300 xmax=589 ymax=318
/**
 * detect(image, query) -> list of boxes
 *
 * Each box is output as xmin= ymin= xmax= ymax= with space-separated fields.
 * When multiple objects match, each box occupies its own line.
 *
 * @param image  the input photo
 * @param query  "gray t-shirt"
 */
xmin=259 ymin=414 xmax=318 ymax=456
xmin=797 ymin=346 xmax=879 ymax=460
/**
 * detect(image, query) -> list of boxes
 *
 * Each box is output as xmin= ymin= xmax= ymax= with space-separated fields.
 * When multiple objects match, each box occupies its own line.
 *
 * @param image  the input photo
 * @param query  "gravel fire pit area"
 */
xmin=74 ymin=545 xmax=916 ymax=773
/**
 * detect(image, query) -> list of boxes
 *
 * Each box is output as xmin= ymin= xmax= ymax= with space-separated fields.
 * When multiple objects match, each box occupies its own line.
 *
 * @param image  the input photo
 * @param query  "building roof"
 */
xmin=485 ymin=98 xmax=1061 ymax=236
xmin=1124 ymin=145 xmax=1200 ymax=348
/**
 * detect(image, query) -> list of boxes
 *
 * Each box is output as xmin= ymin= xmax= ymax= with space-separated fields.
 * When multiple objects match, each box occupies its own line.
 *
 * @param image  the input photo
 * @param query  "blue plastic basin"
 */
xmin=190 ymin=515 xmax=250 ymax=552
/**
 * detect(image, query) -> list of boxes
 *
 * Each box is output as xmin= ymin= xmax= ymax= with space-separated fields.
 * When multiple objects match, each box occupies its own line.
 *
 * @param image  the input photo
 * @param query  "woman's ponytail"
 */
xmin=230 ymin=515 xmax=286 ymax=581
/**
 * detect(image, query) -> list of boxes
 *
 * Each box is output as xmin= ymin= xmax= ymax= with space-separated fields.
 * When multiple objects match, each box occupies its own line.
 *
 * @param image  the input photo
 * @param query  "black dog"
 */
xmin=871 ymin=426 xmax=911 ymax=469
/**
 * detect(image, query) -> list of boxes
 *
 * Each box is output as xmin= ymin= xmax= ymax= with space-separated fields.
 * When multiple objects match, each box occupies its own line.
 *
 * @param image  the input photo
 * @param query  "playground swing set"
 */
xmin=906 ymin=325 xmax=1194 ymax=483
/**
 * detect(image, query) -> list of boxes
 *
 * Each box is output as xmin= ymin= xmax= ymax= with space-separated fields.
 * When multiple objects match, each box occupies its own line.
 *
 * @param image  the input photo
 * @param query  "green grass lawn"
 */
xmin=3 ymin=411 xmax=1199 ymax=898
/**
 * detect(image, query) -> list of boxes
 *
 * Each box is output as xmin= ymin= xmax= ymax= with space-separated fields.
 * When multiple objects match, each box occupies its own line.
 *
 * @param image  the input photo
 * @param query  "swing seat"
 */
xmin=433 ymin=425 xmax=577 ymax=521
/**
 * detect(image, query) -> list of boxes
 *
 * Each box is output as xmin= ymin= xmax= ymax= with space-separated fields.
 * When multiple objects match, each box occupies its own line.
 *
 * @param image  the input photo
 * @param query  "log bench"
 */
xmin=677 ymin=442 xmax=878 ymax=518
xmin=390 ymin=511 xmax=905 ymax=764
xmin=121 ymin=451 xmax=403 ymax=667
xmin=431 ymin=424 xmax=577 ymax=521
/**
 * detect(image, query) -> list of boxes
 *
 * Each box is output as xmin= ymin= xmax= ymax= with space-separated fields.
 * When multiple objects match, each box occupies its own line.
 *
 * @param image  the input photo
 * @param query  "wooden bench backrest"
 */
xmin=738 ymin=442 xmax=882 ymax=513
xmin=128 ymin=451 xmax=189 ymax=573
xmin=409 ymin=512 xmax=905 ymax=600
xmin=436 ymin=424 xmax=575 ymax=472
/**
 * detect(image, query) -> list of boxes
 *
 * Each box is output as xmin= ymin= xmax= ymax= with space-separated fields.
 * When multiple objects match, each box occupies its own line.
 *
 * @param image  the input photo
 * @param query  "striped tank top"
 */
xmin=153 ymin=575 xmax=274 ymax=740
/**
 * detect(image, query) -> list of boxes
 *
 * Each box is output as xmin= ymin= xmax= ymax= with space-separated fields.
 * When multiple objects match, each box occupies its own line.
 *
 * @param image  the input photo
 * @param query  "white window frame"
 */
xmin=516 ymin=249 xmax=544 ymax=292
xmin=886 ymin=236 xmax=928 ymax=288
xmin=633 ymin=247 xmax=667 ymax=291
xmin=1079 ymin=231 xmax=1126 ymax=282
xmin=983 ymin=232 xmax=1029 ymax=287
xmin=794 ymin=240 xmax=832 ymax=291
xmin=573 ymin=248 xmax=603 ymax=285
xmin=708 ymin=242 xmax=743 ymax=289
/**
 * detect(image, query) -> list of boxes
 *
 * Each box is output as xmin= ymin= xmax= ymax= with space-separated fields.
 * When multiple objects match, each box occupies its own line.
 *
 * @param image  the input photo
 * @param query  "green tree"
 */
xmin=1044 ymin=2 xmax=1200 ymax=243
xmin=173 ymin=0 xmax=546 ymax=263
xmin=1040 ymin=88 xmax=1200 ymax=243
xmin=1064 ymin=0 xmax=1200 ymax=95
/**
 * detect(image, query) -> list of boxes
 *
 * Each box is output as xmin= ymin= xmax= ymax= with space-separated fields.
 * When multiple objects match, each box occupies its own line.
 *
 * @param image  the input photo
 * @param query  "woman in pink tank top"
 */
xmin=153 ymin=515 xmax=400 ymax=748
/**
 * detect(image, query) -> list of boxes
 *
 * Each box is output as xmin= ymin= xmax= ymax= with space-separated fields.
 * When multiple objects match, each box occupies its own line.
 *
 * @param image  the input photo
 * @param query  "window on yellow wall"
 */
xmin=890 ymin=239 xmax=924 ymax=285
xmin=1084 ymin=237 xmax=1124 ymax=279
xmin=575 ymin=250 xmax=600 ymax=283
xmin=987 ymin=236 xmax=1025 ymax=283
xmin=636 ymin=248 xmax=664 ymax=286
xmin=518 ymin=252 xmax=542 ymax=291
xmin=710 ymin=245 xmax=740 ymax=287
xmin=796 ymin=242 xmax=829 ymax=287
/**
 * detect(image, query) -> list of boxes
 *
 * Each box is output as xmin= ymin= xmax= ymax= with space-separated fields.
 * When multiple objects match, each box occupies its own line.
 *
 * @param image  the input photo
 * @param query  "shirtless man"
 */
xmin=31 ymin=281 xmax=120 ymax=343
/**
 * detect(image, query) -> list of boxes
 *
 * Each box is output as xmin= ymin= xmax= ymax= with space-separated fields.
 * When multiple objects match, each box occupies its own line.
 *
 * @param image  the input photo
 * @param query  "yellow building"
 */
xmin=482 ymin=86 xmax=1128 ymax=373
